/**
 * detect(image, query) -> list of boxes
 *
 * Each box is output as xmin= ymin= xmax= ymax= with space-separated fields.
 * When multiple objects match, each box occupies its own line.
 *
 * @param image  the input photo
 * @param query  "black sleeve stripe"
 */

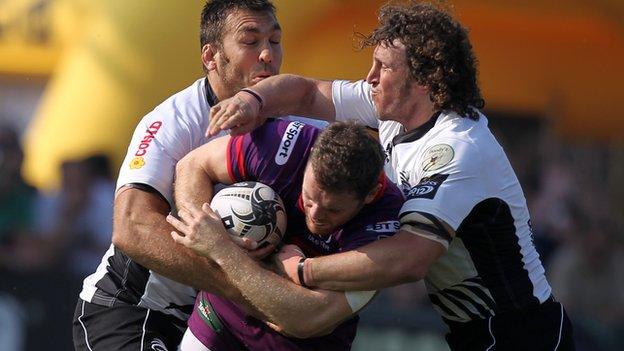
xmin=437 ymin=291 xmax=482 ymax=321
xmin=418 ymin=211 xmax=450 ymax=235
xmin=453 ymin=284 xmax=497 ymax=311
xmin=122 ymin=183 xmax=170 ymax=207
xmin=400 ymin=210 xmax=452 ymax=237
xmin=402 ymin=220 xmax=452 ymax=243
xmin=429 ymin=294 xmax=460 ymax=318
xmin=442 ymin=289 xmax=492 ymax=317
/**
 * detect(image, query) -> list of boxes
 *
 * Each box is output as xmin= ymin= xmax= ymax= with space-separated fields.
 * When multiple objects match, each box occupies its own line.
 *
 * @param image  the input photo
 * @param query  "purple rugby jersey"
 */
xmin=188 ymin=119 xmax=403 ymax=350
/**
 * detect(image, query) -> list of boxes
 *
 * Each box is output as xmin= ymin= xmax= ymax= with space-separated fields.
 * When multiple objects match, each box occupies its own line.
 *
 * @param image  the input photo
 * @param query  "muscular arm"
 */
xmin=209 ymin=74 xmax=335 ymax=135
xmin=171 ymin=137 xmax=371 ymax=338
xmin=111 ymin=188 xmax=234 ymax=297
xmin=254 ymin=74 xmax=335 ymax=120
xmin=305 ymin=230 xmax=447 ymax=291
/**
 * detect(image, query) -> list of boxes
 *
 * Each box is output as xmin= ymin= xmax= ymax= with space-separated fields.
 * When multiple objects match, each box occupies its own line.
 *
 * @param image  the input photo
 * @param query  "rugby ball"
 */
xmin=210 ymin=182 xmax=286 ymax=247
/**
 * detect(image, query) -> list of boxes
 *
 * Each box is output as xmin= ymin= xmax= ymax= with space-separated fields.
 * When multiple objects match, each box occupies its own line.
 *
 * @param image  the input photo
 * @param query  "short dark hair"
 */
xmin=310 ymin=122 xmax=385 ymax=200
xmin=200 ymin=0 xmax=276 ymax=48
xmin=361 ymin=1 xmax=484 ymax=119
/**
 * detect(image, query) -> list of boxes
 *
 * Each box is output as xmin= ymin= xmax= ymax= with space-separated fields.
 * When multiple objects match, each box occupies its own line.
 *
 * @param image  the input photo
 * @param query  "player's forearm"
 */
xmin=174 ymin=151 xmax=216 ymax=208
xmin=111 ymin=190 xmax=232 ymax=296
xmin=252 ymin=74 xmax=336 ymax=121
xmin=308 ymin=231 xmax=435 ymax=290
xmin=210 ymin=239 xmax=349 ymax=338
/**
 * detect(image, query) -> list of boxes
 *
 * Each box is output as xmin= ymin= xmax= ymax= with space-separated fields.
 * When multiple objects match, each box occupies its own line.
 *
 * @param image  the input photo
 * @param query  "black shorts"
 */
xmin=72 ymin=299 xmax=186 ymax=351
xmin=444 ymin=297 xmax=575 ymax=351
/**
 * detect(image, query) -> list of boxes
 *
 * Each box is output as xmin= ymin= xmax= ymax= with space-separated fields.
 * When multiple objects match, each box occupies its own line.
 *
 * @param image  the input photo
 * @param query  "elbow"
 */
xmin=405 ymin=267 xmax=428 ymax=282
xmin=276 ymin=304 xmax=336 ymax=338
xmin=111 ymin=213 xmax=133 ymax=253
xmin=175 ymin=152 xmax=195 ymax=179
xmin=111 ymin=195 xmax=144 ymax=255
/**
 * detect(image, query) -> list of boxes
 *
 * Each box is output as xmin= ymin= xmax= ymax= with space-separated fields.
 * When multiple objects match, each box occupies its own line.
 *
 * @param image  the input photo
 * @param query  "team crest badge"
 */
xmin=421 ymin=144 xmax=454 ymax=172
xmin=130 ymin=156 xmax=145 ymax=169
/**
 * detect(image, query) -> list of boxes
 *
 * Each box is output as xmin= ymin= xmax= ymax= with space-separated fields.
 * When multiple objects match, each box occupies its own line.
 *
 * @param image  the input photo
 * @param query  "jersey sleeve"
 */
xmin=332 ymin=80 xmax=379 ymax=129
xmin=226 ymin=120 xmax=318 ymax=185
xmin=399 ymin=139 xmax=485 ymax=248
xmin=116 ymin=108 xmax=206 ymax=206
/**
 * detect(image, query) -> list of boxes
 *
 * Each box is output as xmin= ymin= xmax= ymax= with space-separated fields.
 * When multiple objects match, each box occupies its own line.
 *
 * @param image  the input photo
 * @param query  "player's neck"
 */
xmin=207 ymin=75 xmax=235 ymax=102
xmin=403 ymin=104 xmax=437 ymax=132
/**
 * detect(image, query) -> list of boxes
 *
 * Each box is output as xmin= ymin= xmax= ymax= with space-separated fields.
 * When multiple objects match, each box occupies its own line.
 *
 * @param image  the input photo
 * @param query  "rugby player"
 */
xmin=205 ymin=2 xmax=576 ymax=350
xmin=169 ymin=120 xmax=403 ymax=350
xmin=72 ymin=1 xmax=323 ymax=350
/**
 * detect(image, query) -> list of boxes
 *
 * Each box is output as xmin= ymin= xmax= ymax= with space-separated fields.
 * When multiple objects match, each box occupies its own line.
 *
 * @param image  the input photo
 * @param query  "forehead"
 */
xmin=223 ymin=8 xmax=281 ymax=36
xmin=374 ymin=40 xmax=407 ymax=62
xmin=303 ymin=166 xmax=359 ymax=206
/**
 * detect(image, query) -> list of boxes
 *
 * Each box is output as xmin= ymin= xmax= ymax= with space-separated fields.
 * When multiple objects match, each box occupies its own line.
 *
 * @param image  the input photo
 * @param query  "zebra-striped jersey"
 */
xmin=332 ymin=80 xmax=551 ymax=322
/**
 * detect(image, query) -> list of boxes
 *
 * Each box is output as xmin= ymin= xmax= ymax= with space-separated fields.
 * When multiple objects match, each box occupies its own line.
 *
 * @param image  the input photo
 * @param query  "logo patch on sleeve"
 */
xmin=421 ymin=144 xmax=454 ymax=172
xmin=129 ymin=156 xmax=145 ymax=169
xmin=275 ymin=121 xmax=305 ymax=165
xmin=406 ymin=174 xmax=449 ymax=200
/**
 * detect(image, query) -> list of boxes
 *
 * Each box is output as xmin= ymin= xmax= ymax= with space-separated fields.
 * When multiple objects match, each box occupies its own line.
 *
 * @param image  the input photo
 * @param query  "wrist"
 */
xmin=297 ymin=257 xmax=308 ymax=287
xmin=298 ymin=257 xmax=315 ymax=288
xmin=303 ymin=258 xmax=316 ymax=287
xmin=240 ymin=88 xmax=263 ymax=110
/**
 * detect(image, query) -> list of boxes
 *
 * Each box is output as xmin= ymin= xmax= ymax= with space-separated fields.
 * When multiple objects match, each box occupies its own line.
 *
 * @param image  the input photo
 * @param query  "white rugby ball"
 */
xmin=210 ymin=182 xmax=286 ymax=247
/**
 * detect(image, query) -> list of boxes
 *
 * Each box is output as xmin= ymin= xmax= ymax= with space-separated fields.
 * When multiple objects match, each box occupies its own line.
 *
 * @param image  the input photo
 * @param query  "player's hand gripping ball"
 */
xmin=210 ymin=182 xmax=286 ymax=247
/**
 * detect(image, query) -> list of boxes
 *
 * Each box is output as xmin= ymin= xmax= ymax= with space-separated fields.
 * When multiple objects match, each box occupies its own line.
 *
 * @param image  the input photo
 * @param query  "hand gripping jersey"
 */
xmin=187 ymin=119 xmax=404 ymax=350
xmin=78 ymin=78 xmax=329 ymax=321
xmin=332 ymin=80 xmax=552 ymax=323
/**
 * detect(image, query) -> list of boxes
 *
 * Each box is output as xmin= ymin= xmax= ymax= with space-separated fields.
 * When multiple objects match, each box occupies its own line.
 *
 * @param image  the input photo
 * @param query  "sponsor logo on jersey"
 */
xmin=129 ymin=156 xmax=145 ymax=169
xmin=275 ymin=121 xmax=305 ymax=165
xmin=366 ymin=221 xmax=400 ymax=233
xmin=134 ymin=121 xmax=162 ymax=157
xmin=406 ymin=174 xmax=449 ymax=200
xmin=421 ymin=144 xmax=454 ymax=172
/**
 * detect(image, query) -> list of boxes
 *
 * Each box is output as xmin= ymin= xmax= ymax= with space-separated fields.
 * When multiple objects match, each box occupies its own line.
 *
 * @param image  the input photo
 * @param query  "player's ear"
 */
xmin=201 ymin=44 xmax=218 ymax=71
xmin=363 ymin=182 xmax=383 ymax=205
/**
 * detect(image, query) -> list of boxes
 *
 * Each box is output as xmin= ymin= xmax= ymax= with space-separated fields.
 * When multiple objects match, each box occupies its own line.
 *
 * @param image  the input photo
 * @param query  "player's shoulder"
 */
xmin=417 ymin=111 xmax=490 ymax=172
xmin=143 ymin=78 xmax=210 ymax=130
xmin=352 ymin=178 xmax=403 ymax=226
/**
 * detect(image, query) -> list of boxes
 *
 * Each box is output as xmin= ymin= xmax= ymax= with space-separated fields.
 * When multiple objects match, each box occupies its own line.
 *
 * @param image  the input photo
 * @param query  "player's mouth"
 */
xmin=252 ymin=73 xmax=272 ymax=83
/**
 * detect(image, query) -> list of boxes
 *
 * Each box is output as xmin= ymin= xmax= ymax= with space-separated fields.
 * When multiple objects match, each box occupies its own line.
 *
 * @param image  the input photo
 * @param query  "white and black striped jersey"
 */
xmin=79 ymin=78 xmax=327 ymax=321
xmin=332 ymin=80 xmax=551 ymax=323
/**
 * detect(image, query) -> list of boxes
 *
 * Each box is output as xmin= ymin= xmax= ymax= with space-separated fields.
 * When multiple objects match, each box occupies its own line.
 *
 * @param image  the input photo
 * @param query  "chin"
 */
xmin=307 ymin=223 xmax=333 ymax=236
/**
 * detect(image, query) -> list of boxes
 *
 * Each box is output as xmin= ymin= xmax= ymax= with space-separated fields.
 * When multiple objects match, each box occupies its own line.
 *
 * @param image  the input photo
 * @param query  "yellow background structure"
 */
xmin=0 ymin=0 xmax=622 ymax=190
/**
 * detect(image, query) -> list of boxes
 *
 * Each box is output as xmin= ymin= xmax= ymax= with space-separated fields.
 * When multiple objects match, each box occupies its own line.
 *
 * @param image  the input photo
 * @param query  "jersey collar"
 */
xmin=391 ymin=111 xmax=442 ymax=146
xmin=204 ymin=78 xmax=219 ymax=106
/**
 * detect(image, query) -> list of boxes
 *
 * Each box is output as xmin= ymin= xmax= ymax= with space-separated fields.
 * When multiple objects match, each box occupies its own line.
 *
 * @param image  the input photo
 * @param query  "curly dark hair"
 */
xmin=309 ymin=122 xmax=385 ymax=200
xmin=361 ymin=1 xmax=484 ymax=119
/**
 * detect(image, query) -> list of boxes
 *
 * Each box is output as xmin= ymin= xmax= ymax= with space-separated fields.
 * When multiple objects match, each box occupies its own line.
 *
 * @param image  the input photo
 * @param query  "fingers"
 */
xmin=166 ymin=214 xmax=190 ymax=235
xmin=177 ymin=207 xmax=196 ymax=223
xmin=206 ymin=93 xmax=261 ymax=136
xmin=170 ymin=230 xmax=188 ymax=245
xmin=219 ymin=111 xmax=247 ymax=132
xmin=209 ymin=101 xmax=240 ymax=136
xmin=207 ymin=105 xmax=223 ymax=137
